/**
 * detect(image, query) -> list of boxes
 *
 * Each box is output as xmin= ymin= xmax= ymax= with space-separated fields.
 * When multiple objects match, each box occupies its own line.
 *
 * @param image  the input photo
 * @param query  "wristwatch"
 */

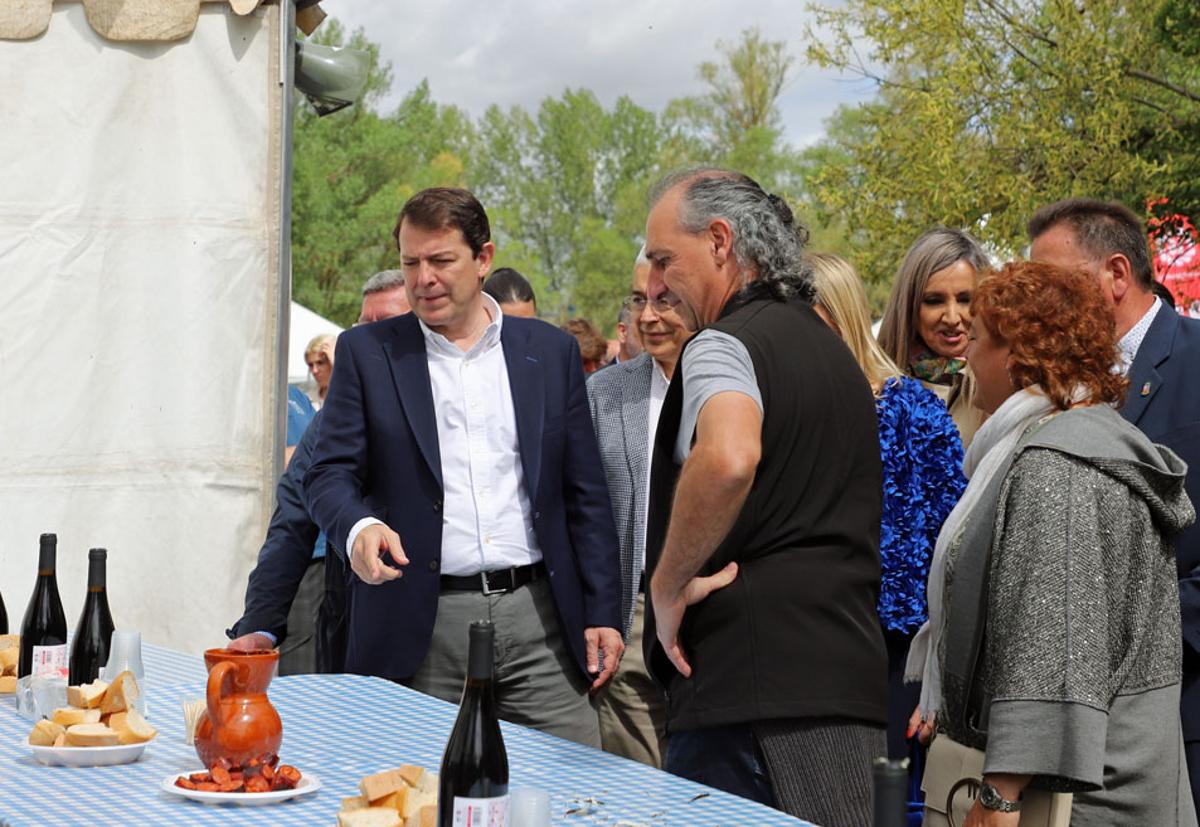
xmin=979 ymin=782 xmax=1022 ymax=812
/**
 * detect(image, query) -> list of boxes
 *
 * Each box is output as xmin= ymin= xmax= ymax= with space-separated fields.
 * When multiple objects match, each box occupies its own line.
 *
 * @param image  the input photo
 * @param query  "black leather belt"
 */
xmin=440 ymin=562 xmax=544 ymax=595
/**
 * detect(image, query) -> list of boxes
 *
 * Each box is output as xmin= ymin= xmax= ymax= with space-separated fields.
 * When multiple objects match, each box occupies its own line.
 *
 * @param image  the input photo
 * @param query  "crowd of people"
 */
xmin=225 ymin=171 xmax=1200 ymax=827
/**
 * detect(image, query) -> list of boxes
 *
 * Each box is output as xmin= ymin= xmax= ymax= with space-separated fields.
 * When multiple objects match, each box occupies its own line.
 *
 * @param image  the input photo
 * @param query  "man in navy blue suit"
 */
xmin=305 ymin=187 xmax=623 ymax=746
xmin=1031 ymin=198 xmax=1200 ymax=808
xmin=227 ymin=272 xmax=412 ymax=672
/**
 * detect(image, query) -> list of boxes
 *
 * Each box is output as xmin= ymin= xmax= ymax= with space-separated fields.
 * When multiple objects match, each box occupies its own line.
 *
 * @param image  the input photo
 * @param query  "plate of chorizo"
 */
xmin=161 ymin=753 xmax=317 ymax=806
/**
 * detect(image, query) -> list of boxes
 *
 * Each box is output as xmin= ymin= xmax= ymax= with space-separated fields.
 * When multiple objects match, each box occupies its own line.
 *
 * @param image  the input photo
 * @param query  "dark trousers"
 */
xmin=885 ymin=628 xmax=921 ymax=759
xmin=277 ymin=558 xmax=322 ymax=676
xmin=666 ymin=723 xmax=775 ymax=807
xmin=316 ymin=548 xmax=349 ymax=674
xmin=667 ymin=718 xmax=882 ymax=827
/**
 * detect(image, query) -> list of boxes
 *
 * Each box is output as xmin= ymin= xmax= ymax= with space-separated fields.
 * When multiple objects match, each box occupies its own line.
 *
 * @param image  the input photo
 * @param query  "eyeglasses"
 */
xmin=623 ymin=294 xmax=678 ymax=313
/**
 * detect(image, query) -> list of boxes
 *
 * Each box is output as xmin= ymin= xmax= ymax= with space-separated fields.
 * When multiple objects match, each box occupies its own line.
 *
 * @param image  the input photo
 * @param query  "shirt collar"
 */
xmin=651 ymin=358 xmax=671 ymax=389
xmin=1118 ymin=297 xmax=1161 ymax=374
xmin=418 ymin=292 xmax=504 ymax=359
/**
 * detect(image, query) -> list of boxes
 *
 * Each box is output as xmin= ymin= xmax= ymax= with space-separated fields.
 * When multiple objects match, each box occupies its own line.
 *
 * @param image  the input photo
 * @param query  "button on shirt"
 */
xmin=347 ymin=294 xmax=542 ymax=576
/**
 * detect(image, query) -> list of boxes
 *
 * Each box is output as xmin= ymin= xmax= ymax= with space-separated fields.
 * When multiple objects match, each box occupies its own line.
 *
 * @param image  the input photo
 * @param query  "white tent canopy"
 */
xmin=288 ymin=301 xmax=344 ymax=387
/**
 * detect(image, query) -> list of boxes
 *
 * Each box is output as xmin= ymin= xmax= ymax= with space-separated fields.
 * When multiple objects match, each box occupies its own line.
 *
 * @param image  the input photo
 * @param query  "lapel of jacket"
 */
xmin=623 ymin=355 xmax=654 ymax=510
xmin=1122 ymin=303 xmax=1176 ymax=428
xmin=501 ymin=320 xmax=544 ymax=503
xmin=383 ymin=316 xmax=443 ymax=490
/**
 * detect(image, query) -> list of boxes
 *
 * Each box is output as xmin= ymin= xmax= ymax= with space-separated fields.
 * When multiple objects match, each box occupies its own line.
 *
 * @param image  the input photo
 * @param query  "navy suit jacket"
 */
xmin=304 ymin=311 xmax=622 ymax=680
xmin=228 ymin=409 xmax=324 ymax=644
xmin=1123 ymin=305 xmax=1200 ymax=738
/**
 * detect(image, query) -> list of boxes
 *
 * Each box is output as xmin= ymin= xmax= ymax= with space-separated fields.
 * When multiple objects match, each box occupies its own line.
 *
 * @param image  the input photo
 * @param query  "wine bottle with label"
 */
xmin=18 ymin=534 xmax=68 ymax=680
xmin=438 ymin=620 xmax=509 ymax=827
xmin=69 ymin=548 xmax=115 ymax=685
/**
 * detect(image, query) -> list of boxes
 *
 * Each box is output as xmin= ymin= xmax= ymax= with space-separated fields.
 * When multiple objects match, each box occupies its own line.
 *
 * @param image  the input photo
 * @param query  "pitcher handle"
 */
xmin=206 ymin=661 xmax=238 ymax=728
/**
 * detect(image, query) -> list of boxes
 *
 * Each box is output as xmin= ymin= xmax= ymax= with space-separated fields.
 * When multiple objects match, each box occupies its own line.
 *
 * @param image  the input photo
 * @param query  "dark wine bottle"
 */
xmin=0 ymin=584 xmax=7 ymax=635
xmin=69 ymin=548 xmax=115 ymax=685
xmin=18 ymin=534 xmax=68 ymax=680
xmin=438 ymin=621 xmax=509 ymax=827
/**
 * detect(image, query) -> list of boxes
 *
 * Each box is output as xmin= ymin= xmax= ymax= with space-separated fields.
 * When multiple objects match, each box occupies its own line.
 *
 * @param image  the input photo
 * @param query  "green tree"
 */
xmin=804 ymin=0 xmax=1200 ymax=288
xmin=470 ymin=90 xmax=664 ymax=326
xmin=291 ymin=24 xmax=472 ymax=325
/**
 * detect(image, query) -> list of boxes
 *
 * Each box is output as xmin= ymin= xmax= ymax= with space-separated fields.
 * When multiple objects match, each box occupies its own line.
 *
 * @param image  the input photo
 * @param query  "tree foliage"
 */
xmin=803 ymin=0 xmax=1200 ymax=290
xmin=291 ymin=25 xmax=808 ymax=330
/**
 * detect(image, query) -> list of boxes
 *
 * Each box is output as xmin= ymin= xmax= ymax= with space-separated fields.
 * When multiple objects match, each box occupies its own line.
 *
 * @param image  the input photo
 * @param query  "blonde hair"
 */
xmin=305 ymin=334 xmax=334 ymax=361
xmin=806 ymin=253 xmax=903 ymax=393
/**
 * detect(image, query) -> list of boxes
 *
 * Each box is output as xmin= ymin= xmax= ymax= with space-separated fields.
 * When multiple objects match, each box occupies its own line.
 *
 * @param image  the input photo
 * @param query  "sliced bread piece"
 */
xmin=29 ymin=718 xmax=65 ymax=747
xmin=406 ymin=805 xmax=436 ymax=827
xmin=359 ymin=768 xmax=407 ymax=803
xmin=0 ymin=675 xmax=16 ymax=694
xmin=337 ymin=808 xmax=403 ymax=827
xmin=67 ymin=679 xmax=109 ymax=709
xmin=341 ymin=795 xmax=370 ymax=811
xmin=99 ymin=670 xmax=140 ymax=715
xmin=65 ymin=723 xmax=120 ymax=747
xmin=52 ymin=707 xmax=101 ymax=727
xmin=0 ymin=646 xmax=18 ymax=675
xmin=107 ymin=709 xmax=157 ymax=744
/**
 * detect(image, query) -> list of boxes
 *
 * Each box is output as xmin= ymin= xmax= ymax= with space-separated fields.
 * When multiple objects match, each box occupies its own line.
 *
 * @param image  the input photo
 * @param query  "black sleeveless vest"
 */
xmin=644 ymin=295 xmax=888 ymax=731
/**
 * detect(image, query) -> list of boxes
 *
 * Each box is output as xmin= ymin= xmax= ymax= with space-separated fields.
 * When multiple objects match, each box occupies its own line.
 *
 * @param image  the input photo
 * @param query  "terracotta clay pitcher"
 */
xmin=194 ymin=648 xmax=283 ymax=768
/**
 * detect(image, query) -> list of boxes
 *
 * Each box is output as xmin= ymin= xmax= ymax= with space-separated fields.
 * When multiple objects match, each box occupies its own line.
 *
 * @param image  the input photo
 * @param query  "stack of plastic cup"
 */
xmin=101 ymin=630 xmax=147 ymax=717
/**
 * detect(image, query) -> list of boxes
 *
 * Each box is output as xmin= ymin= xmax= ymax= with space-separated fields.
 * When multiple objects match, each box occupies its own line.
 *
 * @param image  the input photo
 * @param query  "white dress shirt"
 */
xmin=1118 ymin=297 xmax=1161 ymax=376
xmin=639 ymin=359 xmax=671 ymax=573
xmin=348 ymin=294 xmax=542 ymax=576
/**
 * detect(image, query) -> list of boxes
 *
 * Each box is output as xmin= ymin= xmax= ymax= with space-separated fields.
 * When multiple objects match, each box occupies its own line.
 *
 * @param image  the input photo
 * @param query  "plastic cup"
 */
xmin=101 ymin=630 xmax=146 ymax=715
xmin=509 ymin=788 xmax=551 ymax=827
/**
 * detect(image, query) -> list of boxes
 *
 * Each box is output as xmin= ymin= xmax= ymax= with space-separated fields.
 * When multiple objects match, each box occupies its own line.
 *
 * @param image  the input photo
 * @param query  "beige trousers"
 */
xmin=597 ymin=595 xmax=669 ymax=767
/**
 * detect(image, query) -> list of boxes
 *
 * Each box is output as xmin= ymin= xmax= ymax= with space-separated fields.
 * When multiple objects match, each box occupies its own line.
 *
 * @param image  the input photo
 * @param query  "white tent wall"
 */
xmin=0 ymin=4 xmax=285 ymax=654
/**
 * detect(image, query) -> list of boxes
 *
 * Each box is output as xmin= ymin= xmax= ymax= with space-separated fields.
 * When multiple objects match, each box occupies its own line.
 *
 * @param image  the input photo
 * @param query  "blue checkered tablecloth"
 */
xmin=1 ymin=653 xmax=810 ymax=826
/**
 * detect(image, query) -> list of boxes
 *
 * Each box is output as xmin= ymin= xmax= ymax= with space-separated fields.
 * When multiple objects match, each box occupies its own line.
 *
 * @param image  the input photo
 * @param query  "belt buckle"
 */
xmin=480 ymin=568 xmax=513 ymax=596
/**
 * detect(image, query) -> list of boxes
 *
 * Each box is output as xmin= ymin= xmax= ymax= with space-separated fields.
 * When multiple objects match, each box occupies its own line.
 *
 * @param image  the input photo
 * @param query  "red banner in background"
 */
xmin=1148 ymin=197 xmax=1200 ymax=317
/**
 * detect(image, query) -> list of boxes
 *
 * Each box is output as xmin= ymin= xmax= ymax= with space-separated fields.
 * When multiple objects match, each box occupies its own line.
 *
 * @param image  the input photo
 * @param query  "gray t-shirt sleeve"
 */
xmin=675 ymin=329 xmax=763 ymax=463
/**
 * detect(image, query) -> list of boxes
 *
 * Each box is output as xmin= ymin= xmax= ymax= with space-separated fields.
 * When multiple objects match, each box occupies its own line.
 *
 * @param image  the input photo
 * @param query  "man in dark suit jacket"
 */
xmin=1031 ymin=198 xmax=1200 ymax=808
xmin=304 ymin=187 xmax=623 ymax=746
xmin=227 ymin=273 xmax=412 ymax=672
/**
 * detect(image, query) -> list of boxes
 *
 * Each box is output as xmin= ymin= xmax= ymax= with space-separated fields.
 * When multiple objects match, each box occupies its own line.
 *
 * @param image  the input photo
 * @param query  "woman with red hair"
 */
xmin=907 ymin=262 xmax=1196 ymax=826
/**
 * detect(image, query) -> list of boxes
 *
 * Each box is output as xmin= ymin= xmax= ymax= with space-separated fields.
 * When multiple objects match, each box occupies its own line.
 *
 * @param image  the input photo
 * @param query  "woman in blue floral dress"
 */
xmin=807 ymin=253 xmax=967 ymax=760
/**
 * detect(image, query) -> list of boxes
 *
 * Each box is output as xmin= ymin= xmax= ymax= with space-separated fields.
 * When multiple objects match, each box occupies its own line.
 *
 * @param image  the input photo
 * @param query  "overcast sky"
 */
xmin=323 ymin=0 xmax=876 ymax=147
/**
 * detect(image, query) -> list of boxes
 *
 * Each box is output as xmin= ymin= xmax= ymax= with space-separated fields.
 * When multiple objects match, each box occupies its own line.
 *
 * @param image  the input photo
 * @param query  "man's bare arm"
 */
xmin=652 ymin=390 xmax=762 ymax=595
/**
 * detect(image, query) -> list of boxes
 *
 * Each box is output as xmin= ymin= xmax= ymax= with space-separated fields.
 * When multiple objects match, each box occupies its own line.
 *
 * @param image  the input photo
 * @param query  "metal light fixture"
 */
xmin=294 ymin=40 xmax=369 ymax=117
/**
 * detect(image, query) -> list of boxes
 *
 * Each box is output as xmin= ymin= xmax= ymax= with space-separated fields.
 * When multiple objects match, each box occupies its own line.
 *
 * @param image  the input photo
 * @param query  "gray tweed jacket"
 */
xmin=586 ymin=353 xmax=655 ymax=640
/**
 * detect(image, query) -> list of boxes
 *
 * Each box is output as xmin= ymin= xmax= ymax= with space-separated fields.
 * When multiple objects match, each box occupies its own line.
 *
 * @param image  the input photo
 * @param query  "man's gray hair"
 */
xmin=361 ymin=269 xmax=405 ymax=296
xmin=649 ymin=167 xmax=814 ymax=303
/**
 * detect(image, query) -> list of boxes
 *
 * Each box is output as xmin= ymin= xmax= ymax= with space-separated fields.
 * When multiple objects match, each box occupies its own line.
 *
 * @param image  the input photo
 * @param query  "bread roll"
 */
xmin=67 ymin=680 xmax=109 ymax=709
xmin=359 ymin=768 xmax=407 ymax=803
xmin=29 ymin=719 xmax=65 ymax=747
xmin=342 ymin=795 xmax=370 ymax=811
xmin=0 ymin=675 xmax=16 ymax=694
xmin=0 ymin=646 xmax=17 ymax=675
xmin=107 ymin=710 xmax=157 ymax=745
xmin=99 ymin=670 xmax=140 ymax=715
xmin=65 ymin=723 xmax=120 ymax=747
xmin=52 ymin=707 xmax=101 ymax=727
xmin=0 ymin=634 xmax=18 ymax=650
xmin=336 ymin=809 xmax=403 ymax=827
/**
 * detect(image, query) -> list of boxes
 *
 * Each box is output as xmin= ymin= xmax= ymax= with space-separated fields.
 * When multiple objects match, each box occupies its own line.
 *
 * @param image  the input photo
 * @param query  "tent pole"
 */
xmin=273 ymin=0 xmax=296 ymax=477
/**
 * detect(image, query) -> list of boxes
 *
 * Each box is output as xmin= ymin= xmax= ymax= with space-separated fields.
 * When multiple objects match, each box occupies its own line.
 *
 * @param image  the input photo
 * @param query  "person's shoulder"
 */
xmin=588 ymin=352 xmax=650 ymax=393
xmin=506 ymin=315 xmax=574 ymax=348
xmin=342 ymin=312 xmax=417 ymax=347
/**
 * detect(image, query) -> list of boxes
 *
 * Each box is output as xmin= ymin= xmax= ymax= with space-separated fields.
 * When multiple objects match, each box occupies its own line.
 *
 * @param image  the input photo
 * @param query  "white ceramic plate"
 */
xmin=23 ymin=736 xmax=155 ymax=767
xmin=161 ymin=770 xmax=320 ymax=806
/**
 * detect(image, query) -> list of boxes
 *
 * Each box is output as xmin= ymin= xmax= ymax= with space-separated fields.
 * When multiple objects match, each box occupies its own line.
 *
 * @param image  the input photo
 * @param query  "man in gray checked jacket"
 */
xmin=586 ymin=247 xmax=691 ymax=767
